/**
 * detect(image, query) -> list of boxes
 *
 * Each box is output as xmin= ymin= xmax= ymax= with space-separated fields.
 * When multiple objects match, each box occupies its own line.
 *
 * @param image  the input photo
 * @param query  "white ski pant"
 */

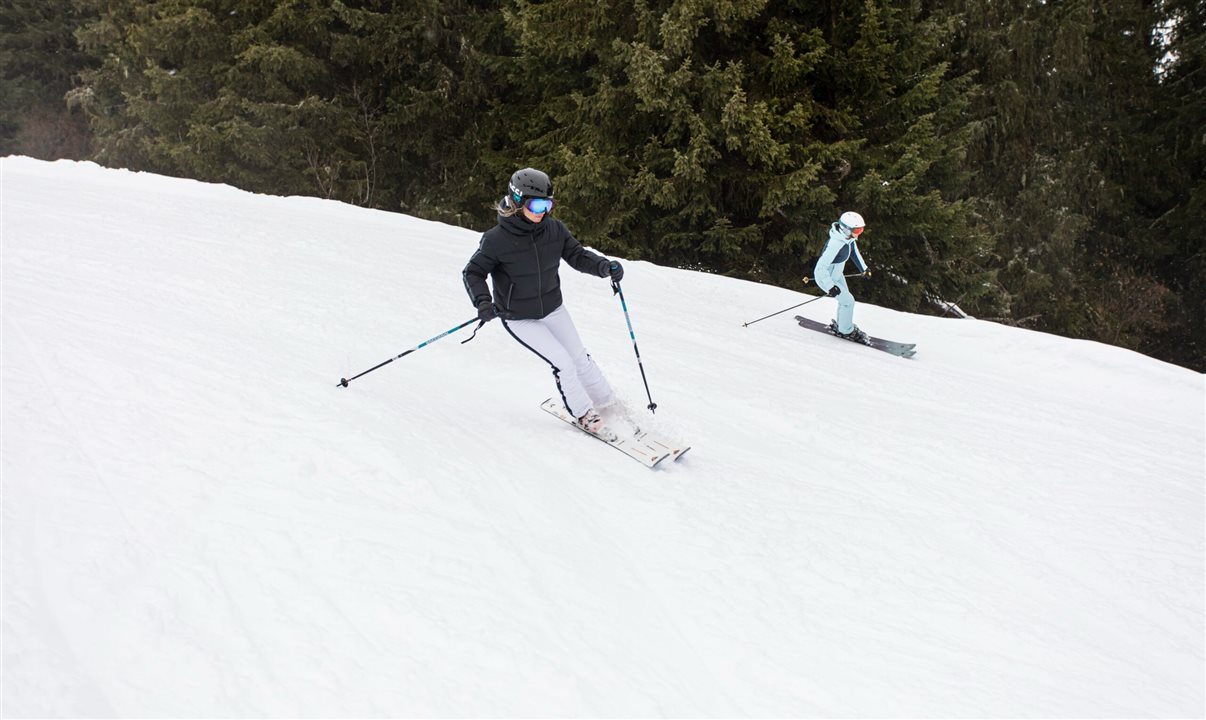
xmin=503 ymin=304 xmax=614 ymax=418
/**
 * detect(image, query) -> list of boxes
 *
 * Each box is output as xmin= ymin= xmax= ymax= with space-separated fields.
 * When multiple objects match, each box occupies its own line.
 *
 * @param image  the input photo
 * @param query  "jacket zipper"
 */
xmin=532 ymin=238 xmax=544 ymax=317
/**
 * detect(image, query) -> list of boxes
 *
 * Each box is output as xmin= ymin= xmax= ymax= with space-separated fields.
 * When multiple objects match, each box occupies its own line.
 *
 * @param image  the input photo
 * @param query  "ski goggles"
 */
xmin=849 ymin=225 xmax=864 ymax=236
xmin=524 ymin=197 xmax=554 ymax=214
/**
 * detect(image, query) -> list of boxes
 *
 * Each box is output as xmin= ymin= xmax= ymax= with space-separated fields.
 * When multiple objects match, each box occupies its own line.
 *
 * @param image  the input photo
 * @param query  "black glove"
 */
xmin=827 ymin=285 xmax=841 ymax=298
xmin=608 ymin=260 xmax=624 ymax=282
xmin=476 ymin=300 xmax=497 ymax=323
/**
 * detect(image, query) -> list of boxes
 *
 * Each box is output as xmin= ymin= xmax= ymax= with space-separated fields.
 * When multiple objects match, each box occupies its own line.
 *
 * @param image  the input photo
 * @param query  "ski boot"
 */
xmin=829 ymin=321 xmax=869 ymax=344
xmin=577 ymin=409 xmax=619 ymax=442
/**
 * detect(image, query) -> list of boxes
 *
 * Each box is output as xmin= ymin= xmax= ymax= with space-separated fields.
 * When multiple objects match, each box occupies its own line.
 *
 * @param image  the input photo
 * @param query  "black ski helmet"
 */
xmin=508 ymin=168 xmax=553 ymax=203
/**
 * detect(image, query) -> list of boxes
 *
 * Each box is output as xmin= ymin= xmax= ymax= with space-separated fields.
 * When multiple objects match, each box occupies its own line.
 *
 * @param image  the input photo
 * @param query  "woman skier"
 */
xmin=813 ymin=211 xmax=872 ymax=342
xmin=463 ymin=167 xmax=625 ymax=439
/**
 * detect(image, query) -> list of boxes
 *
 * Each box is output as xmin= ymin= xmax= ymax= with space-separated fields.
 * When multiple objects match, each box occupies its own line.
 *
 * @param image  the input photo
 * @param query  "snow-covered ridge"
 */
xmin=3 ymin=156 xmax=1203 ymax=717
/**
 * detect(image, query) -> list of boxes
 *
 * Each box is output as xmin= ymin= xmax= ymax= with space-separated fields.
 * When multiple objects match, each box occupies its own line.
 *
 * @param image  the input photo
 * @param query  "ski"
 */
xmin=632 ymin=427 xmax=691 ymax=463
xmin=540 ymin=399 xmax=689 ymax=468
xmin=598 ymin=407 xmax=692 ymax=463
xmin=794 ymin=315 xmax=917 ymax=358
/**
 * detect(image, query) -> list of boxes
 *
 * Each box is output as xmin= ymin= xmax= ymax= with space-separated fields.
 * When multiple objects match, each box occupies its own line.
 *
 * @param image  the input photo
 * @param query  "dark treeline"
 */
xmin=3 ymin=0 xmax=1201 ymax=370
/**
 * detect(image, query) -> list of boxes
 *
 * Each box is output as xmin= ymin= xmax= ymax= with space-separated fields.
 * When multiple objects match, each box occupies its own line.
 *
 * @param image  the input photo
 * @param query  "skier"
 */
xmin=813 ymin=211 xmax=871 ymax=342
xmin=463 ymin=167 xmax=625 ymax=439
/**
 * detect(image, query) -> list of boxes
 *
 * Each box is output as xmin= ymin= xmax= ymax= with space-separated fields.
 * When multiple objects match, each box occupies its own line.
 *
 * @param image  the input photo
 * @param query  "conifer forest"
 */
xmin=3 ymin=0 xmax=1202 ymax=370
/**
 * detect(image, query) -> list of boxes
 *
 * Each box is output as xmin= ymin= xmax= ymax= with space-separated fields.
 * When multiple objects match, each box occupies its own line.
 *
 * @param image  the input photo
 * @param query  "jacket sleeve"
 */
xmin=850 ymin=240 xmax=868 ymax=274
xmin=462 ymin=235 xmax=497 ymax=306
xmin=559 ymin=222 xmax=610 ymax=277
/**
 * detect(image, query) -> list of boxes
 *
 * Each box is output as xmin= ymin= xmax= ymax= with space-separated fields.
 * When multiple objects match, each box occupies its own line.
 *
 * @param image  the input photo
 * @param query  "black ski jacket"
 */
xmin=463 ymin=210 xmax=611 ymax=320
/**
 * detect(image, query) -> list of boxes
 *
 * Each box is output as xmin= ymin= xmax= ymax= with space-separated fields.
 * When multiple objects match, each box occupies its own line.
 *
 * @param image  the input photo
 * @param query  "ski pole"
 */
xmin=741 ymin=294 xmax=825 ymax=327
xmin=800 ymin=271 xmax=869 ymax=285
xmin=611 ymin=279 xmax=657 ymax=413
xmin=337 ymin=317 xmax=479 ymax=388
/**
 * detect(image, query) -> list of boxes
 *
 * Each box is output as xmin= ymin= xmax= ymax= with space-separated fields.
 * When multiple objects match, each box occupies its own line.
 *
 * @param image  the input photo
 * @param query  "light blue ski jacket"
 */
xmin=812 ymin=222 xmax=867 ymax=293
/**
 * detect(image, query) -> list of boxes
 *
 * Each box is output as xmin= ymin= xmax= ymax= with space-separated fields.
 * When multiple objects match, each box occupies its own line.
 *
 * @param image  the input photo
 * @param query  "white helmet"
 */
xmin=838 ymin=211 xmax=865 ymax=233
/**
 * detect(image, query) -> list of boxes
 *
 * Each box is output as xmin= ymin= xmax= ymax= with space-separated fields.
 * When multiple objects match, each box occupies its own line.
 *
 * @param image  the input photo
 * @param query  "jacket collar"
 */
xmin=496 ymin=207 xmax=540 ymax=236
xmin=498 ymin=207 xmax=543 ymax=237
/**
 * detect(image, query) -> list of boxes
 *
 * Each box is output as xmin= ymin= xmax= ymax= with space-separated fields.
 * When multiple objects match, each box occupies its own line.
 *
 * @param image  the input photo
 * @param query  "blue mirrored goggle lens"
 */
xmin=525 ymin=197 xmax=554 ymax=214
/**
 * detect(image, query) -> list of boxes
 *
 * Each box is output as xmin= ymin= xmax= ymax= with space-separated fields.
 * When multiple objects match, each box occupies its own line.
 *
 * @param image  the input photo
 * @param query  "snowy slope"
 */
xmin=2 ymin=156 xmax=1203 ymax=717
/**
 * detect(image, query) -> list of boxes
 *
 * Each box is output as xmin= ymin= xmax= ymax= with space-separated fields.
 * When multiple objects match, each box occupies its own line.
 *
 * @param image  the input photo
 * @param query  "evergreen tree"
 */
xmin=501 ymin=0 xmax=1000 ymax=316
xmin=75 ymin=0 xmax=248 ymax=179
xmin=360 ymin=0 xmax=513 ymax=225
xmin=0 ymin=0 xmax=96 ymax=158
xmin=830 ymin=0 xmax=998 ymax=315
xmin=1145 ymin=0 xmax=1205 ymax=368
xmin=944 ymin=0 xmax=1200 ymax=366
xmin=75 ymin=0 xmax=510 ymax=216
xmin=46 ymin=0 xmax=1202 ymax=365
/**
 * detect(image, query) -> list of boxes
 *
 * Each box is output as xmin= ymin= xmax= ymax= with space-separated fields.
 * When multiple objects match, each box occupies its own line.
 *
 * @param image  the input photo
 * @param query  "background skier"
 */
xmin=463 ymin=168 xmax=625 ymax=439
xmin=813 ymin=211 xmax=872 ymax=342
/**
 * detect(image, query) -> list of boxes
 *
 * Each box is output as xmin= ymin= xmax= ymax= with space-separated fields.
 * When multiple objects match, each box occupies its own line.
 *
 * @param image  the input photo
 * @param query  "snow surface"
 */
xmin=2 ymin=156 xmax=1203 ymax=717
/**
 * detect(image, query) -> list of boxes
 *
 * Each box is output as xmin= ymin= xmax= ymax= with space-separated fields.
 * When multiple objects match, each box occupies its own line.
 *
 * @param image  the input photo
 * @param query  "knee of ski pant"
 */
xmin=832 ymin=275 xmax=854 ymax=308
xmin=569 ymin=345 xmax=600 ymax=371
xmin=540 ymin=344 xmax=574 ymax=375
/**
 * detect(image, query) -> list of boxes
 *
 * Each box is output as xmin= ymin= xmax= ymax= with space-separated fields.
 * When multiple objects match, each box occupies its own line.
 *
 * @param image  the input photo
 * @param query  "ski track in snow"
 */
xmin=2 ymin=157 xmax=1203 ymax=717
